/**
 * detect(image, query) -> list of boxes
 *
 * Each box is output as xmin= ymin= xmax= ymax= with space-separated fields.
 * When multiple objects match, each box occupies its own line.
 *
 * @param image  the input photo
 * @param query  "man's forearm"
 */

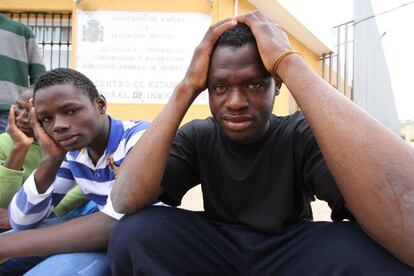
xmin=0 ymin=211 xmax=116 ymax=258
xmin=34 ymin=155 xmax=65 ymax=193
xmin=112 ymin=82 xmax=195 ymax=213
xmin=278 ymin=54 xmax=414 ymax=265
xmin=3 ymin=144 xmax=30 ymax=171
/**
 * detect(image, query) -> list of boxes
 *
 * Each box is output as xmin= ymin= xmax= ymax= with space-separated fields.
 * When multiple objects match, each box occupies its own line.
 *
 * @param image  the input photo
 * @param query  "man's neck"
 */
xmin=85 ymin=115 xmax=111 ymax=165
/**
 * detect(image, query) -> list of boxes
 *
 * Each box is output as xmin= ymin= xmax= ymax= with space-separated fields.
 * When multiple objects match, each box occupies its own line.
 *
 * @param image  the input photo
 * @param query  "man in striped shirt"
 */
xmin=0 ymin=14 xmax=46 ymax=133
xmin=0 ymin=68 xmax=149 ymax=275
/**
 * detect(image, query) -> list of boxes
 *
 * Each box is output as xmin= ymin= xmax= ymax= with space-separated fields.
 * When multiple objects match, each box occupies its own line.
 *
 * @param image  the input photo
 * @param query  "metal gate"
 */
xmin=321 ymin=21 xmax=354 ymax=99
xmin=1 ymin=11 xmax=72 ymax=70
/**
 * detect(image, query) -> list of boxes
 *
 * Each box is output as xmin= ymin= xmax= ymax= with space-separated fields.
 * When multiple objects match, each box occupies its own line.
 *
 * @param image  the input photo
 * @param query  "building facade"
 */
xmin=1 ymin=0 xmax=328 ymax=123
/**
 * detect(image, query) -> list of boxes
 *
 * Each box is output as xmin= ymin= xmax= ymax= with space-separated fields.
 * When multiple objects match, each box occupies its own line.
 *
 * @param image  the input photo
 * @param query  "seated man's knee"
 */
xmin=108 ymin=206 xmax=176 ymax=274
xmin=109 ymin=206 xmax=170 ymax=254
xmin=307 ymin=222 xmax=414 ymax=274
xmin=111 ymin=209 xmax=152 ymax=247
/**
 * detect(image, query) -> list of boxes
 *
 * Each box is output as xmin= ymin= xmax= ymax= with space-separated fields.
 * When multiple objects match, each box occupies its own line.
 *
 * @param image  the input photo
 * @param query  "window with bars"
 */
xmin=1 ymin=11 xmax=72 ymax=70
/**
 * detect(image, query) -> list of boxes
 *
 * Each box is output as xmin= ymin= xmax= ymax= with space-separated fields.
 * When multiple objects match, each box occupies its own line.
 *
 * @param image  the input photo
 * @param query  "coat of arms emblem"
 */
xmin=82 ymin=19 xmax=104 ymax=42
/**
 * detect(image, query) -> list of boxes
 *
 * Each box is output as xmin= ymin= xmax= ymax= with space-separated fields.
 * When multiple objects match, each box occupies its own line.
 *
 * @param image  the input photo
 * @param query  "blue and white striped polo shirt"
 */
xmin=9 ymin=116 xmax=149 ymax=230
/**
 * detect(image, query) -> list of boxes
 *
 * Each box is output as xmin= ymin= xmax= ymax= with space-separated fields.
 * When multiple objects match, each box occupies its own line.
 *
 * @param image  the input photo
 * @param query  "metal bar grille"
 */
xmin=322 ymin=21 xmax=354 ymax=99
xmin=1 ymin=11 xmax=72 ymax=71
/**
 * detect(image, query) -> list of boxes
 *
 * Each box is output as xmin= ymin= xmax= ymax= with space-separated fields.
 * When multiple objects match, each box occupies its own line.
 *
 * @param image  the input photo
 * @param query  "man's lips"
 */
xmin=222 ymin=115 xmax=252 ymax=131
xmin=57 ymin=134 xmax=80 ymax=147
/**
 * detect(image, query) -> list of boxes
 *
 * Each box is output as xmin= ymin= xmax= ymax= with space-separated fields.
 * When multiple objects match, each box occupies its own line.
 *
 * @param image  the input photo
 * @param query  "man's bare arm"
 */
xmin=237 ymin=11 xmax=414 ymax=266
xmin=281 ymin=55 xmax=414 ymax=265
xmin=111 ymin=18 xmax=237 ymax=213
xmin=0 ymin=211 xmax=116 ymax=261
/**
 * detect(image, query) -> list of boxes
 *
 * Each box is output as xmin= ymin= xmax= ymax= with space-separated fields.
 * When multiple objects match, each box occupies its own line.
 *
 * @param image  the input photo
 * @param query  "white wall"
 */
xmin=353 ymin=0 xmax=400 ymax=134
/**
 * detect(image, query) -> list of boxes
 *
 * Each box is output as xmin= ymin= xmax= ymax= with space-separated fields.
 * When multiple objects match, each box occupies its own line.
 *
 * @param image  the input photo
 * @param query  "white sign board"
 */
xmin=77 ymin=11 xmax=211 ymax=104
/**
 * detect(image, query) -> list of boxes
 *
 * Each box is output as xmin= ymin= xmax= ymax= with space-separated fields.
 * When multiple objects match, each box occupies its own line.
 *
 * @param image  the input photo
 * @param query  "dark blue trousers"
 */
xmin=108 ymin=206 xmax=414 ymax=275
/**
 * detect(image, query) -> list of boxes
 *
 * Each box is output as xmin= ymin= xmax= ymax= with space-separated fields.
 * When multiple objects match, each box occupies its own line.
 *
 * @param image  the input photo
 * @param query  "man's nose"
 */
xmin=225 ymin=88 xmax=248 ymax=111
xmin=53 ymin=115 xmax=70 ymax=133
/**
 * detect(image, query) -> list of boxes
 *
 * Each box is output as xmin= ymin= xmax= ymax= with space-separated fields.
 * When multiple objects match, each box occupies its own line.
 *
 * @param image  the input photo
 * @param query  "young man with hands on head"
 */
xmin=0 ymin=68 xmax=152 ymax=275
xmin=109 ymin=11 xmax=414 ymax=275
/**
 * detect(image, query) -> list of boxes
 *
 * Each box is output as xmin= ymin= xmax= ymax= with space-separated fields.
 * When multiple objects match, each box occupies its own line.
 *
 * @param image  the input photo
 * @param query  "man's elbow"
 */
xmin=111 ymin=181 xmax=163 ymax=214
xmin=113 ymin=200 xmax=136 ymax=214
xmin=394 ymin=248 xmax=414 ymax=269
xmin=111 ymin=193 xmax=130 ymax=214
xmin=111 ymin=190 xmax=141 ymax=214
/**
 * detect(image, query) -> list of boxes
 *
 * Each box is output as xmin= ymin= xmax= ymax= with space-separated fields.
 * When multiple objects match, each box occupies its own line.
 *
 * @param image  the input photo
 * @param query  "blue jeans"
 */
xmin=24 ymin=251 xmax=110 ymax=276
xmin=0 ymin=110 xmax=9 ymax=134
xmin=0 ymin=201 xmax=111 ymax=275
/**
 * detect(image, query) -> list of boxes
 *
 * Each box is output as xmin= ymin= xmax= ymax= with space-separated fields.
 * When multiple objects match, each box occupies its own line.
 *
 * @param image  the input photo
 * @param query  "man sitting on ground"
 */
xmin=0 ymin=86 xmax=88 ymax=230
xmin=0 ymin=68 xmax=152 ymax=275
xmin=108 ymin=11 xmax=414 ymax=275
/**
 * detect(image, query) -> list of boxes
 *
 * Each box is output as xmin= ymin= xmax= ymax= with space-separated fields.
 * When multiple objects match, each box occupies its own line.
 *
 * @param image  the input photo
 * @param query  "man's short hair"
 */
xmin=215 ymin=23 xmax=256 ymax=48
xmin=33 ymin=68 xmax=99 ymax=102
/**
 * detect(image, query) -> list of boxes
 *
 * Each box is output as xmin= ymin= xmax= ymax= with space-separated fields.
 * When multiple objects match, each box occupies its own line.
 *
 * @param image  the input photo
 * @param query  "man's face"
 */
xmin=15 ymin=88 xmax=34 ymax=138
xmin=34 ymin=83 xmax=105 ymax=151
xmin=207 ymin=43 xmax=278 ymax=144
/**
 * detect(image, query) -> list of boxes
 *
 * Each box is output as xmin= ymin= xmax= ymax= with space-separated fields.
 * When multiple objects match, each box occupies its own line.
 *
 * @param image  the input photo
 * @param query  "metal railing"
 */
xmin=1 ymin=11 xmax=72 ymax=70
xmin=322 ymin=21 xmax=354 ymax=99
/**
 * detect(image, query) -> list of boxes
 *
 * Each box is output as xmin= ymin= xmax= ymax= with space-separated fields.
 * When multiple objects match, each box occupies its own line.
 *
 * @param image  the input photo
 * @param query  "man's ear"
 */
xmin=96 ymin=95 xmax=107 ymax=114
xmin=274 ymin=77 xmax=282 ymax=96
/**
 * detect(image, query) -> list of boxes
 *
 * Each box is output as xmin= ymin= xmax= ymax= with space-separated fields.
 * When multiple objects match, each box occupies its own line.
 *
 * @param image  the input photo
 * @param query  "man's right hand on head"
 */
xmin=30 ymin=100 xmax=66 ymax=159
xmin=235 ymin=11 xmax=295 ymax=77
xmin=180 ymin=18 xmax=237 ymax=99
xmin=7 ymin=105 xmax=33 ymax=149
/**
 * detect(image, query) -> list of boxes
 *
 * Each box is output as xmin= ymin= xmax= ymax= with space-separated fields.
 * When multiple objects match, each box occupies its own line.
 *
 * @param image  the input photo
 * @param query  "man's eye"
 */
xmin=247 ymin=83 xmax=262 ymax=89
xmin=42 ymin=117 xmax=51 ymax=122
xmin=66 ymin=109 xmax=78 ymax=115
xmin=215 ymin=85 xmax=227 ymax=93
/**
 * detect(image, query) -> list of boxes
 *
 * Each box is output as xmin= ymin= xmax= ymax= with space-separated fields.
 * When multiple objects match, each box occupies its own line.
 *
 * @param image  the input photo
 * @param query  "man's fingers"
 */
xmin=7 ymin=105 xmax=16 ymax=127
xmin=234 ymin=10 xmax=293 ymax=73
xmin=211 ymin=20 xmax=237 ymax=42
xmin=195 ymin=20 xmax=237 ymax=58
xmin=235 ymin=10 xmax=282 ymax=33
xmin=30 ymin=106 xmax=46 ymax=146
xmin=209 ymin=17 xmax=235 ymax=30
xmin=234 ymin=11 xmax=259 ymax=26
xmin=205 ymin=19 xmax=237 ymax=46
xmin=29 ymin=100 xmax=42 ymax=136
xmin=192 ymin=18 xmax=237 ymax=62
